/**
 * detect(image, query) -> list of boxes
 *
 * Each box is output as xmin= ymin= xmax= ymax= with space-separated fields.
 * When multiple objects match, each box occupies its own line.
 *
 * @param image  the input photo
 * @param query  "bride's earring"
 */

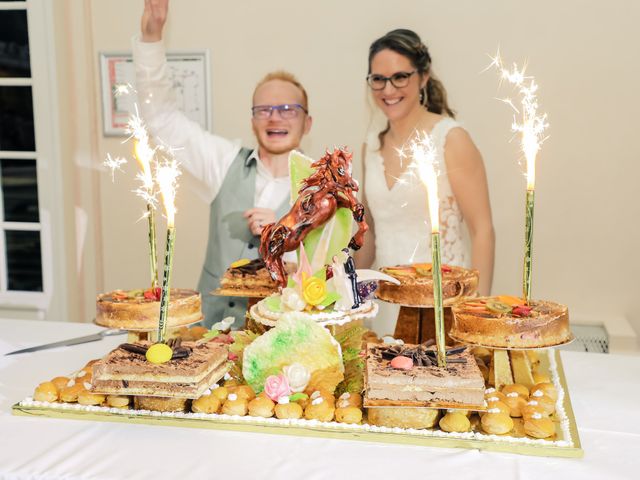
xmin=420 ymin=86 xmax=428 ymax=106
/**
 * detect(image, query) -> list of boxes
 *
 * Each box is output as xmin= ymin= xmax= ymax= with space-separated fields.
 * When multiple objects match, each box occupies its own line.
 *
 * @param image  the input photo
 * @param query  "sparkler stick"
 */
xmin=490 ymin=53 xmax=548 ymax=304
xmin=156 ymin=160 xmax=180 ymax=343
xmin=409 ymin=132 xmax=446 ymax=367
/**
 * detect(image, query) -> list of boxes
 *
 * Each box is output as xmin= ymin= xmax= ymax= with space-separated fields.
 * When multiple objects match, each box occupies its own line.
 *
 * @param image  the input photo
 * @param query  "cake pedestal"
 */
xmin=393 ymin=305 xmax=455 ymax=345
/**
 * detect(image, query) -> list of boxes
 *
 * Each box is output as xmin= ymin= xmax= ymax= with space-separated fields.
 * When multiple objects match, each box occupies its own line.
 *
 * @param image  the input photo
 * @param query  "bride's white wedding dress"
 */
xmin=364 ymin=117 xmax=470 ymax=335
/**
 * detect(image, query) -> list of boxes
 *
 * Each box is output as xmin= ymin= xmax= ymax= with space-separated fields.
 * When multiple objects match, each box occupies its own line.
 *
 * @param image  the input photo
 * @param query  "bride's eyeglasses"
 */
xmin=366 ymin=71 xmax=417 ymax=90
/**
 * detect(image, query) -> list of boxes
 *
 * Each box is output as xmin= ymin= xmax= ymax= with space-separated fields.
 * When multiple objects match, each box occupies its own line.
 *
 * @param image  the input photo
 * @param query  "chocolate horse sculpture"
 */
xmin=260 ymin=148 xmax=368 ymax=287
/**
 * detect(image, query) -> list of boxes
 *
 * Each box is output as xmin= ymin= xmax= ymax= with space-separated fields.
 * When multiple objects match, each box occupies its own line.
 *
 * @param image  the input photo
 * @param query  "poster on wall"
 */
xmin=99 ymin=51 xmax=211 ymax=136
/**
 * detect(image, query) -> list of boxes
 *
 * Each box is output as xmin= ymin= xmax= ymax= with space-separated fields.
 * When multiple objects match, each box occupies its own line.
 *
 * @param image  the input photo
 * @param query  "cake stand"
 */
xmin=211 ymin=288 xmax=274 ymax=334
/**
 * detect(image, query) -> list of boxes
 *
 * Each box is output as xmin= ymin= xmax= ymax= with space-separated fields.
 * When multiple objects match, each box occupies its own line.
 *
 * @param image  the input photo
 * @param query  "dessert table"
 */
xmin=0 ymin=318 xmax=638 ymax=480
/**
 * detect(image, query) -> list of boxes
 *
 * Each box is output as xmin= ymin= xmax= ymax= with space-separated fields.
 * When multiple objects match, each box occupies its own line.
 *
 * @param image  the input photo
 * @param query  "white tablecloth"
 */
xmin=0 ymin=318 xmax=638 ymax=479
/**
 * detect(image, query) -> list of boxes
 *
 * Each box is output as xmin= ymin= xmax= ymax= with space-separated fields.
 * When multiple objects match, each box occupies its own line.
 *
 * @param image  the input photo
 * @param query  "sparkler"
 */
xmin=407 ymin=131 xmax=446 ymax=367
xmin=103 ymin=153 xmax=127 ymax=181
xmin=156 ymin=158 xmax=181 ymax=343
xmin=127 ymin=107 xmax=159 ymax=290
xmin=489 ymin=52 xmax=548 ymax=304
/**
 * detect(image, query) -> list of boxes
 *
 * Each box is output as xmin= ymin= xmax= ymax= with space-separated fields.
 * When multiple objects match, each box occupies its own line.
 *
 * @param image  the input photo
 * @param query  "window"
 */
xmin=0 ymin=0 xmax=58 ymax=317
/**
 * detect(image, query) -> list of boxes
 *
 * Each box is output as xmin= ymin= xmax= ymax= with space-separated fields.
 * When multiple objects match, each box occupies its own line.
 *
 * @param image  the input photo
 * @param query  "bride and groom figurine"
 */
xmin=332 ymin=248 xmax=362 ymax=311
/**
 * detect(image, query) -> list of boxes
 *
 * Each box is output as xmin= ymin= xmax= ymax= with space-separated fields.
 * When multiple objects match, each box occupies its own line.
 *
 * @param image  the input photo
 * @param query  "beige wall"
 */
xmin=58 ymin=1 xmax=639 ymax=338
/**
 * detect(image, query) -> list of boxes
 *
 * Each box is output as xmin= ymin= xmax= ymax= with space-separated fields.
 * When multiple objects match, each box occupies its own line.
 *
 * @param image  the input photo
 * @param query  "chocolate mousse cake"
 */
xmin=91 ymin=341 xmax=230 ymax=399
xmin=450 ymin=296 xmax=571 ymax=348
xmin=95 ymin=288 xmax=202 ymax=330
xmin=376 ymin=263 xmax=478 ymax=307
xmin=364 ymin=343 xmax=485 ymax=408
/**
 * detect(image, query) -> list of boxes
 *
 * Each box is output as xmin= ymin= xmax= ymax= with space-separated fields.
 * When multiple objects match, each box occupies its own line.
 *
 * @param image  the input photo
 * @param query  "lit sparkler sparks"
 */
xmin=103 ymin=153 xmax=127 ymax=181
xmin=156 ymin=157 xmax=181 ymax=228
xmin=488 ymin=51 xmax=549 ymax=190
xmin=113 ymin=83 xmax=134 ymax=97
xmin=407 ymin=131 xmax=440 ymax=232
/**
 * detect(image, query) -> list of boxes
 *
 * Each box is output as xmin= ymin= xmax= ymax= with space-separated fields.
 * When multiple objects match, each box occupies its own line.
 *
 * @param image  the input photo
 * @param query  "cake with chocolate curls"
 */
xmin=91 ymin=340 xmax=230 ymax=399
xmin=376 ymin=263 xmax=478 ymax=307
xmin=364 ymin=342 xmax=485 ymax=408
xmin=217 ymin=258 xmax=296 ymax=297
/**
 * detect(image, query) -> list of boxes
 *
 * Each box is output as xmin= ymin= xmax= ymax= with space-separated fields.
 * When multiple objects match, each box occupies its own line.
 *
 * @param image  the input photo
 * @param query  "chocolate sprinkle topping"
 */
xmin=378 ymin=341 xmax=468 ymax=367
xmin=118 ymin=342 xmax=192 ymax=360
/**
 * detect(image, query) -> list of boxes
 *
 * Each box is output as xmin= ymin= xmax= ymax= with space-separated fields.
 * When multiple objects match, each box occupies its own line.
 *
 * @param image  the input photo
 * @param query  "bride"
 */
xmin=355 ymin=29 xmax=495 ymax=335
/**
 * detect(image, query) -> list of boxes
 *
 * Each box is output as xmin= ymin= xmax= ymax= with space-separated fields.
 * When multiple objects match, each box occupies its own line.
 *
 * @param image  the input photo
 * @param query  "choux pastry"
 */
xmin=501 ymin=384 xmax=529 ymax=399
xmin=230 ymin=385 xmax=256 ymax=402
xmin=78 ymin=389 xmax=105 ymax=406
xmin=481 ymin=410 xmax=514 ymax=435
xmin=59 ymin=381 xmax=85 ymax=403
xmin=34 ymin=382 xmax=58 ymax=403
xmin=50 ymin=376 xmax=70 ymax=392
xmin=275 ymin=400 xmax=303 ymax=420
xmin=439 ymin=411 xmax=471 ymax=433
xmin=106 ymin=395 xmax=130 ymax=409
xmin=484 ymin=400 xmax=510 ymax=416
xmin=304 ymin=396 xmax=335 ymax=422
xmin=221 ymin=393 xmax=248 ymax=416
xmin=210 ymin=385 xmax=229 ymax=402
xmin=503 ymin=392 xmax=527 ymax=417
xmin=530 ymin=382 xmax=558 ymax=401
xmin=522 ymin=400 xmax=549 ymax=420
xmin=524 ymin=413 xmax=556 ymax=438
xmin=248 ymin=396 xmax=275 ymax=418
xmin=192 ymin=393 xmax=221 ymax=414
xmin=336 ymin=392 xmax=362 ymax=409
xmin=334 ymin=406 xmax=362 ymax=424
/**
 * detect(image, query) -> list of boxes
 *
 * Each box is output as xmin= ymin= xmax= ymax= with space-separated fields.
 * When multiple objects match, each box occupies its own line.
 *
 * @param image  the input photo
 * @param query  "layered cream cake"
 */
xmin=95 ymin=288 xmax=202 ymax=330
xmin=217 ymin=259 xmax=294 ymax=298
xmin=364 ymin=343 xmax=485 ymax=408
xmin=91 ymin=341 xmax=230 ymax=399
xmin=450 ymin=296 xmax=571 ymax=348
xmin=376 ymin=263 xmax=478 ymax=307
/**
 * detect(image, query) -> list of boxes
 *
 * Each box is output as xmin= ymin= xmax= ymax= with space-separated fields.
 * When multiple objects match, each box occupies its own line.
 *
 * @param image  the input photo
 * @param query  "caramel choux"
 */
xmin=221 ymin=393 xmax=248 ymax=416
xmin=106 ymin=395 xmax=130 ymax=409
xmin=503 ymin=392 xmax=527 ymax=417
xmin=439 ymin=411 xmax=471 ymax=433
xmin=231 ymin=385 xmax=256 ymax=402
xmin=210 ymin=385 xmax=229 ymax=402
xmin=336 ymin=392 xmax=362 ymax=409
xmin=50 ymin=376 xmax=70 ymax=392
xmin=248 ymin=396 xmax=275 ymax=418
xmin=304 ymin=397 xmax=335 ymax=422
xmin=275 ymin=401 xmax=303 ymax=420
xmin=192 ymin=393 xmax=221 ymax=414
xmin=530 ymin=382 xmax=558 ymax=401
xmin=524 ymin=413 xmax=555 ymax=438
xmin=522 ymin=400 xmax=549 ymax=420
xmin=34 ymin=382 xmax=58 ymax=403
xmin=59 ymin=381 xmax=85 ymax=403
xmin=481 ymin=410 xmax=514 ymax=435
xmin=484 ymin=400 xmax=510 ymax=416
xmin=501 ymin=384 xmax=529 ymax=399
xmin=335 ymin=406 xmax=362 ymax=424
xmin=78 ymin=389 xmax=105 ymax=406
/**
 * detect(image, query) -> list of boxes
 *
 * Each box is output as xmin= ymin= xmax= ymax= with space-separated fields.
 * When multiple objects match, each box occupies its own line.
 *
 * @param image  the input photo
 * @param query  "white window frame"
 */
xmin=0 ymin=0 xmax=66 ymax=320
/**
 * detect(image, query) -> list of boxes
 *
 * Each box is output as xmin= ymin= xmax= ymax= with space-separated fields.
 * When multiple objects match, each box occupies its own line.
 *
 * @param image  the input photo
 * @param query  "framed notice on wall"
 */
xmin=99 ymin=51 xmax=211 ymax=136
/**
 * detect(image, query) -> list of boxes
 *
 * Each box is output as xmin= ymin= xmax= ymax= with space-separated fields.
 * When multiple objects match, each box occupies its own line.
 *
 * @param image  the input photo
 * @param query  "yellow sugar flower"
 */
xmin=301 ymin=272 xmax=327 ymax=306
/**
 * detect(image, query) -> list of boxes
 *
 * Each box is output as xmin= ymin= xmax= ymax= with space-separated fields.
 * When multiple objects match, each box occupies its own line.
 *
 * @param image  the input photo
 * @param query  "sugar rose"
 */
xmin=281 ymin=287 xmax=305 ymax=312
xmin=302 ymin=275 xmax=326 ymax=306
xmin=263 ymin=374 xmax=291 ymax=402
xmin=283 ymin=363 xmax=311 ymax=393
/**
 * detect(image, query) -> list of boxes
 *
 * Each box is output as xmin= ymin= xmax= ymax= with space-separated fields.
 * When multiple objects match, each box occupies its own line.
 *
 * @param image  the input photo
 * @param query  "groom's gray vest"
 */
xmin=197 ymin=148 xmax=290 ymax=328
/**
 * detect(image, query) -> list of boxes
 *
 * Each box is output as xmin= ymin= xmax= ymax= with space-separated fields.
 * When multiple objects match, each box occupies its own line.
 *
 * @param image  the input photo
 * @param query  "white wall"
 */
xmin=62 ymin=0 xmax=639 ymax=336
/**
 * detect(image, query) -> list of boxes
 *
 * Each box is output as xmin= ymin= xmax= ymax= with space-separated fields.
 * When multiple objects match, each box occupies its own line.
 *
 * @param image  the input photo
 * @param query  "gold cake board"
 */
xmin=11 ymin=350 xmax=582 ymax=458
